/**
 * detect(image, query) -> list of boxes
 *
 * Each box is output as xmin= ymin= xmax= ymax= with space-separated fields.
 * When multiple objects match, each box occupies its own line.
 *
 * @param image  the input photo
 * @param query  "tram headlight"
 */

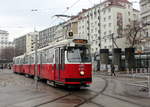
xmin=80 ymin=71 xmax=85 ymax=76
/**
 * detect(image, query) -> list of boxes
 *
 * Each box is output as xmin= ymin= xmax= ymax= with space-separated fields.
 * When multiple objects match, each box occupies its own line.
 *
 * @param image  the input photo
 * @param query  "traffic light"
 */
xmin=68 ymin=32 xmax=73 ymax=37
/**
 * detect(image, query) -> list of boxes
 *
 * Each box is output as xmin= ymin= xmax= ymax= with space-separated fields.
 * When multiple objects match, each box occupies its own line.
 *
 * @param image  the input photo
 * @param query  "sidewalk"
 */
xmin=94 ymin=71 xmax=150 ymax=98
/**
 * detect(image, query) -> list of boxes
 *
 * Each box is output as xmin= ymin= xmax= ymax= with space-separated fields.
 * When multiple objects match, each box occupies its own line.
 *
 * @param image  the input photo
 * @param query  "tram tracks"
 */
xmin=32 ymin=76 xmax=109 ymax=107
xmin=34 ymin=92 xmax=73 ymax=107
xmin=2 ymin=70 xmax=147 ymax=107
xmin=74 ymin=77 xmax=108 ymax=107
xmin=97 ymin=76 xmax=147 ymax=107
xmin=31 ymin=76 xmax=150 ymax=107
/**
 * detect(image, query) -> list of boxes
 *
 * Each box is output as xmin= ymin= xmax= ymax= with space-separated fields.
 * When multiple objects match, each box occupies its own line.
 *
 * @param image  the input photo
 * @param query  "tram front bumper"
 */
xmin=65 ymin=78 xmax=92 ymax=85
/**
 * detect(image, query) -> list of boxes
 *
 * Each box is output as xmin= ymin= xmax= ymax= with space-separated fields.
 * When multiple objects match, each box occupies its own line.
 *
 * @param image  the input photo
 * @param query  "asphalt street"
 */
xmin=0 ymin=69 xmax=150 ymax=107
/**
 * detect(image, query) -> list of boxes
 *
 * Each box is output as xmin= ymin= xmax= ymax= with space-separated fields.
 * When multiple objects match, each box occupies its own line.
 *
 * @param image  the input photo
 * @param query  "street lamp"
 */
xmin=31 ymin=9 xmax=39 ymax=89
xmin=34 ymin=31 xmax=38 ymax=89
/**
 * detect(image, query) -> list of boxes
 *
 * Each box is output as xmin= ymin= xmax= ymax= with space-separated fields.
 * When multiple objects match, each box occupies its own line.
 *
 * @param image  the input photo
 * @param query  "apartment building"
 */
xmin=26 ymin=32 xmax=39 ymax=53
xmin=140 ymin=0 xmax=150 ymax=52
xmin=39 ymin=17 xmax=79 ymax=48
xmin=14 ymin=35 xmax=26 ymax=56
xmin=63 ymin=15 xmax=80 ymax=39
xmin=78 ymin=0 xmax=139 ymax=54
xmin=39 ymin=25 xmax=57 ymax=48
xmin=0 ymin=30 xmax=13 ymax=49
xmin=34 ymin=0 xmax=139 ymax=55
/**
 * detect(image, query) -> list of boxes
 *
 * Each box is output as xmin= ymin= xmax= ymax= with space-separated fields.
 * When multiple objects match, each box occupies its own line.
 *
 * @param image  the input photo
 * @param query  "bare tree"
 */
xmin=124 ymin=20 xmax=149 ymax=48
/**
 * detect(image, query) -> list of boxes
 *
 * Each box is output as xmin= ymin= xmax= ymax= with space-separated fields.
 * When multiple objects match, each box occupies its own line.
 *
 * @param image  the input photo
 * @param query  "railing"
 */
xmin=125 ymin=68 xmax=150 ymax=97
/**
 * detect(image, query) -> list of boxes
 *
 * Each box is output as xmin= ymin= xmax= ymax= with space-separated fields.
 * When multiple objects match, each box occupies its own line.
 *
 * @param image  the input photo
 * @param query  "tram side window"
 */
xmin=37 ymin=53 xmax=40 ymax=64
xmin=61 ymin=49 xmax=65 ymax=70
xmin=42 ymin=52 xmax=47 ymax=63
xmin=16 ymin=59 xmax=18 ymax=64
xmin=28 ymin=56 xmax=31 ymax=64
xmin=20 ymin=58 xmax=22 ymax=64
xmin=17 ymin=58 xmax=20 ymax=65
xmin=15 ymin=59 xmax=17 ymax=64
xmin=13 ymin=59 xmax=15 ymax=64
xmin=25 ymin=56 xmax=29 ymax=64
xmin=31 ymin=54 xmax=35 ymax=64
xmin=55 ymin=49 xmax=59 ymax=70
xmin=47 ymin=48 xmax=54 ymax=63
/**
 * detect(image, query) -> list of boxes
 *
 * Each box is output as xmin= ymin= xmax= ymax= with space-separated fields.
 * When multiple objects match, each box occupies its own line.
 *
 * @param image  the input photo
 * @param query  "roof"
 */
xmin=77 ymin=0 xmax=132 ymax=15
xmin=133 ymin=8 xmax=140 ymax=12
xmin=0 ymin=30 xmax=8 ymax=34
xmin=107 ymin=0 xmax=132 ymax=4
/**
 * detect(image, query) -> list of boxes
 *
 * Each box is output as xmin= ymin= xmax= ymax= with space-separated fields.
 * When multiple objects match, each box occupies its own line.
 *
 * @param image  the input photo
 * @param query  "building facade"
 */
xmin=78 ymin=0 xmax=139 ymax=54
xmin=39 ymin=25 xmax=57 ymax=49
xmin=14 ymin=35 xmax=26 ymax=56
xmin=34 ymin=0 xmax=139 ymax=55
xmin=140 ymin=0 xmax=150 ymax=52
xmin=26 ymin=32 xmax=39 ymax=53
xmin=0 ymin=30 xmax=14 ymax=59
xmin=0 ymin=30 xmax=13 ymax=49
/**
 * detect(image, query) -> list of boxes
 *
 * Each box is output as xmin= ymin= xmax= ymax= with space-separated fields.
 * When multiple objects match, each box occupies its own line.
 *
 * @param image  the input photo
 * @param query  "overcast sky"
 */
xmin=0 ymin=0 xmax=140 ymax=41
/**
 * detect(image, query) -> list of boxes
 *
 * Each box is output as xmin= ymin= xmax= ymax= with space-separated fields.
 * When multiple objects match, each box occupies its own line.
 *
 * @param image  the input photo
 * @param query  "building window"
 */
xmin=108 ymin=16 xmax=111 ymax=20
xmin=103 ymin=24 xmax=106 ymax=28
xmin=129 ymin=18 xmax=131 ymax=22
xmin=128 ymin=5 xmax=130 ymax=9
xmin=95 ymin=41 xmax=97 ymax=45
xmin=104 ymin=17 xmax=106 ymax=21
xmin=108 ymin=8 xmax=111 ymax=12
xmin=94 ymin=10 xmax=97 ymax=17
xmin=90 ymin=12 xmax=93 ymax=18
xmin=95 ymin=28 xmax=97 ymax=32
xmin=104 ymin=32 xmax=106 ymax=35
xmin=92 ymin=48 xmax=94 ymax=51
xmin=109 ymin=23 xmax=111 ymax=27
xmin=95 ymin=21 xmax=97 ymax=24
xmin=103 ymin=10 xmax=106 ymax=14
xmin=96 ymin=48 xmax=98 ymax=51
xmin=109 ymin=30 xmax=112 ymax=34
xmin=128 ymin=12 xmax=130 ymax=16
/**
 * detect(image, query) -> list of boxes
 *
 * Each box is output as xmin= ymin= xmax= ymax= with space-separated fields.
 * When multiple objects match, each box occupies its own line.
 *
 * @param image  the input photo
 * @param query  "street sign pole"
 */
xmin=34 ymin=32 xmax=38 ymax=89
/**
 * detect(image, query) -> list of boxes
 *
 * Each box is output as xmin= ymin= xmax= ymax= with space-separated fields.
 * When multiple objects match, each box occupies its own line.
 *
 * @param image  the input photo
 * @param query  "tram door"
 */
xmin=55 ymin=48 xmax=61 ymax=81
xmin=55 ymin=47 xmax=65 ymax=81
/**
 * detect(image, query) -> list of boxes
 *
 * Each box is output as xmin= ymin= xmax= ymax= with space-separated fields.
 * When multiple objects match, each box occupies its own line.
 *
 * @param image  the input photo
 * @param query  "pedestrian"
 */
xmin=0 ymin=64 xmax=3 ymax=72
xmin=111 ymin=64 xmax=116 ymax=76
xmin=1 ymin=65 xmax=3 ymax=71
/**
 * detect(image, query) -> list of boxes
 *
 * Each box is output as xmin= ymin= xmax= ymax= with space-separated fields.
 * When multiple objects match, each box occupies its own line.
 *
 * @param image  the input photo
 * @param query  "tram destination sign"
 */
xmin=73 ymin=39 xmax=88 ymax=44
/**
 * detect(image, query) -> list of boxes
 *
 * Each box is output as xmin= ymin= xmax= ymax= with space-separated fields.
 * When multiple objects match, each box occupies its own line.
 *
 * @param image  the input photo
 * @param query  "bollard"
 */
xmin=127 ymin=68 xmax=129 ymax=74
xmin=131 ymin=68 xmax=134 ymax=78
xmin=145 ymin=68 xmax=147 ymax=73
xmin=140 ymin=68 xmax=142 ymax=74
xmin=136 ymin=68 xmax=138 ymax=74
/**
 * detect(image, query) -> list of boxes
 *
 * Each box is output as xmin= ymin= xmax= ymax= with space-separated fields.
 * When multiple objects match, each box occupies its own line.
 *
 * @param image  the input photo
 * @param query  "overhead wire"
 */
xmin=50 ymin=0 xmax=82 ymax=27
xmin=88 ymin=0 xmax=94 ymax=6
xmin=63 ymin=0 xmax=82 ymax=14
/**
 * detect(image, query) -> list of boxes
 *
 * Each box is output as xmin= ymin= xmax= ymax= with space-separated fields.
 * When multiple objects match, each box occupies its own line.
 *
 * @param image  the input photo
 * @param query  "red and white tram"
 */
xmin=13 ymin=39 xmax=92 ymax=87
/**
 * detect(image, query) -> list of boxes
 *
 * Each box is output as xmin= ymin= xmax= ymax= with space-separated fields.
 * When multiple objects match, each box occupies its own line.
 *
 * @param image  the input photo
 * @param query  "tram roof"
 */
xmin=26 ymin=38 xmax=89 ymax=55
xmin=13 ymin=54 xmax=25 ymax=59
